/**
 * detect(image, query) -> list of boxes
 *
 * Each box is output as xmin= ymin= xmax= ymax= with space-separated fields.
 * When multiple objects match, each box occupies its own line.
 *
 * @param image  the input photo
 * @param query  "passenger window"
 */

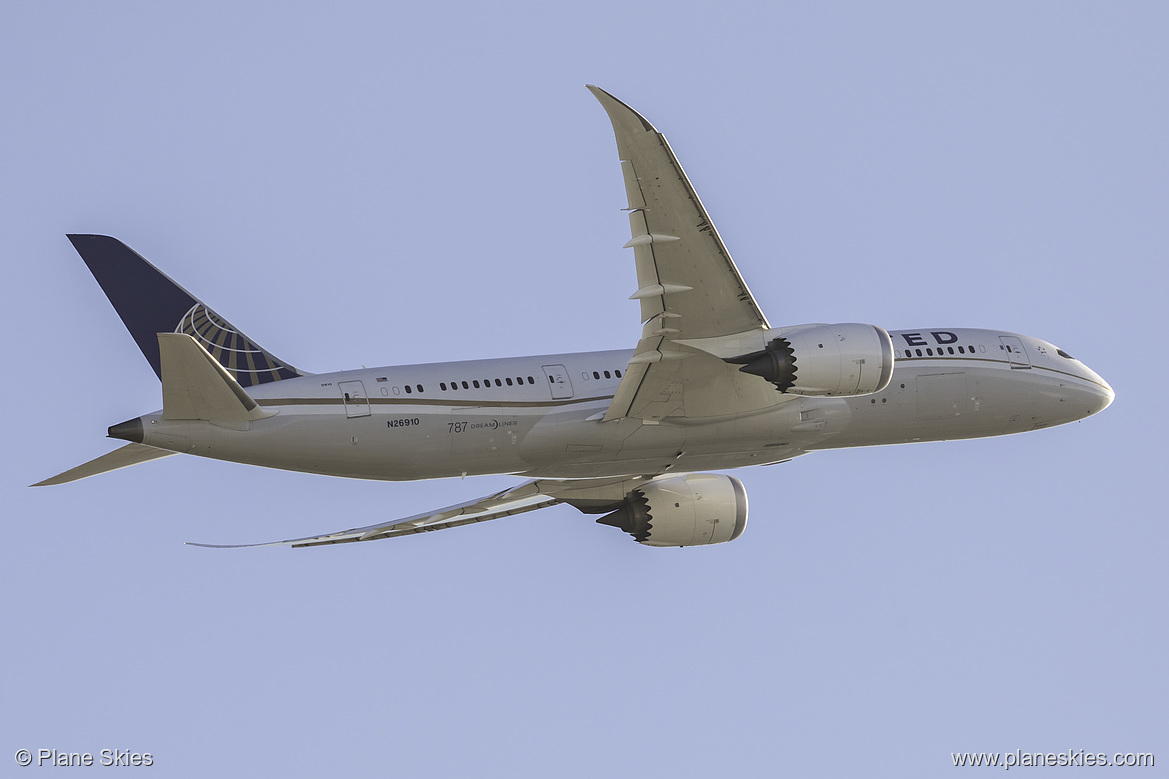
xmin=461 ymin=381 xmax=469 ymax=389
xmin=947 ymin=347 xmax=954 ymax=354
xmin=506 ymin=378 xmax=513 ymax=386
xmin=473 ymin=380 xmax=480 ymax=388
xmin=593 ymin=371 xmax=600 ymax=380
xmin=440 ymin=382 xmax=447 ymax=391
xmin=417 ymin=385 xmax=424 ymax=393
xmin=915 ymin=349 xmax=922 ymax=356
xmin=604 ymin=370 xmax=611 ymax=379
xmin=495 ymin=379 xmax=502 ymax=386
xmin=615 ymin=369 xmax=622 ymax=378
xmin=404 ymin=385 xmax=412 ymax=394
xmin=926 ymin=348 xmax=934 ymax=356
xmin=528 ymin=376 xmax=535 ymax=384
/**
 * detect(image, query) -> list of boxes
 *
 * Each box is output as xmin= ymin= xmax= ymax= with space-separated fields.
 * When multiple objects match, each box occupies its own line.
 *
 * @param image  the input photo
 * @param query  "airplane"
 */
xmin=35 ymin=86 xmax=1114 ymax=548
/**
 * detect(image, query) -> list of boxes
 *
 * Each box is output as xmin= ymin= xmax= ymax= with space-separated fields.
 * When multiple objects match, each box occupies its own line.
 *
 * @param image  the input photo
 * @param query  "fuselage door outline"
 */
xmin=339 ymin=380 xmax=371 ymax=418
xmin=999 ymin=336 xmax=1031 ymax=370
xmin=542 ymin=364 xmax=574 ymax=400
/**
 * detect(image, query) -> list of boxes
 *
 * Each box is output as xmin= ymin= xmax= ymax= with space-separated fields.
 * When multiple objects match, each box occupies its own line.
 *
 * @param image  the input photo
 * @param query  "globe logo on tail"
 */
xmin=176 ymin=304 xmax=299 ymax=387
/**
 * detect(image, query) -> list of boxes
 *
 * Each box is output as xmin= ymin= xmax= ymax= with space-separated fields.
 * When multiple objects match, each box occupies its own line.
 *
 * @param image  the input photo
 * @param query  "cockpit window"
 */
xmin=1057 ymin=348 xmax=1075 ymax=360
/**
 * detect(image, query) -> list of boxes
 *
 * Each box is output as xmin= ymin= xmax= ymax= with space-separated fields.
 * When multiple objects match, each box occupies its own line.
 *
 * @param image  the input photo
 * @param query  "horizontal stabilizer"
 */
xmin=32 ymin=443 xmax=175 ymax=486
xmin=159 ymin=333 xmax=277 ymax=424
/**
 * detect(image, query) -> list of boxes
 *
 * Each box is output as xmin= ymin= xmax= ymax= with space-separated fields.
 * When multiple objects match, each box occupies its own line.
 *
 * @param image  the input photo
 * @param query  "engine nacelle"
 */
xmin=727 ymin=323 xmax=894 ymax=396
xmin=596 ymin=474 xmax=748 ymax=547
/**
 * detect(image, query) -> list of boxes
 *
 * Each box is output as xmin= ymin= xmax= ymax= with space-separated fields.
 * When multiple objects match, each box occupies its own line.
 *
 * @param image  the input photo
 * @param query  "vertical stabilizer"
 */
xmin=67 ymin=234 xmax=303 ymax=387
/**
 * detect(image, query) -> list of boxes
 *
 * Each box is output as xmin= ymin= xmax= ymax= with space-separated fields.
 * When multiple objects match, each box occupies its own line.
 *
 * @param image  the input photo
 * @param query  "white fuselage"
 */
xmin=131 ymin=328 xmax=1113 ymax=482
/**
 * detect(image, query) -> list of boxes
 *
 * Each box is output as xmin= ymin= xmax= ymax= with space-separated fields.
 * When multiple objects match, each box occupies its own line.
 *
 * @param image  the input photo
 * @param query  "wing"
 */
xmin=588 ymin=86 xmax=780 ymax=422
xmin=187 ymin=475 xmax=648 ymax=549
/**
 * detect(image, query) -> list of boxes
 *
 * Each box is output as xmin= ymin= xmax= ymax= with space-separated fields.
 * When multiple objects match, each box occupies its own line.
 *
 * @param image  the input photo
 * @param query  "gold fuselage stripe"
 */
xmin=257 ymin=394 xmax=616 ymax=409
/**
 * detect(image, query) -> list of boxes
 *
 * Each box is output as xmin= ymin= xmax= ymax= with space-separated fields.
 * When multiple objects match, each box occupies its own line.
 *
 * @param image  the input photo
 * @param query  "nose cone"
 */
xmin=1040 ymin=338 xmax=1114 ymax=421
xmin=1060 ymin=367 xmax=1113 ymax=420
xmin=1090 ymin=375 xmax=1115 ymax=415
xmin=1075 ymin=359 xmax=1114 ymax=417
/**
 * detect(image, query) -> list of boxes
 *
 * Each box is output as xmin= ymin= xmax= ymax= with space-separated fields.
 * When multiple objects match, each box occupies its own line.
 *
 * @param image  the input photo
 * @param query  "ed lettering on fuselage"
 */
xmin=36 ymin=87 xmax=1114 ymax=549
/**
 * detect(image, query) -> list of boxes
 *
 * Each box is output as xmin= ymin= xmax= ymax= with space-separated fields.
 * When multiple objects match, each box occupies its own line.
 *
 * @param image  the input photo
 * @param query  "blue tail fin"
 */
xmin=67 ymin=234 xmax=303 ymax=387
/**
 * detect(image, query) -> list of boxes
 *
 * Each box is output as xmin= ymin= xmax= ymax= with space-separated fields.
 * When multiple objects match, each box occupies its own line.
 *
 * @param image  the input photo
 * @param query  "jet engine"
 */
xmin=726 ymin=323 xmax=894 ymax=396
xmin=596 ymin=473 xmax=748 ymax=547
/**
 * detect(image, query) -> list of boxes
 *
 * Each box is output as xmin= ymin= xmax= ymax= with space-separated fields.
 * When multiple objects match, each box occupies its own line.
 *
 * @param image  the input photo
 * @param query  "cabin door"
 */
xmin=999 ymin=336 xmax=1031 ymax=369
xmin=339 ymin=380 xmax=371 ymax=418
xmin=541 ymin=365 xmax=574 ymax=399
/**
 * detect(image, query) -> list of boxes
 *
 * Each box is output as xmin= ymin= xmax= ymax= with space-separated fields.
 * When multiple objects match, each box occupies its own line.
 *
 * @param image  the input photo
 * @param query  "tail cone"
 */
xmin=108 ymin=417 xmax=144 ymax=444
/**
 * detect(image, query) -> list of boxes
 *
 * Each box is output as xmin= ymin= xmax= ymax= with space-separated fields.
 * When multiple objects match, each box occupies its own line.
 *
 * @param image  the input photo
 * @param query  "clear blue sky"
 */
xmin=3 ymin=2 xmax=1164 ymax=776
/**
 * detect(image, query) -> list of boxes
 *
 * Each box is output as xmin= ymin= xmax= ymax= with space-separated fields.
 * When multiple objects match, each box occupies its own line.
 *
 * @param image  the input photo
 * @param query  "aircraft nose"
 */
xmin=1090 ymin=375 xmax=1115 ymax=415
xmin=1045 ymin=341 xmax=1114 ymax=419
xmin=1063 ymin=369 xmax=1113 ymax=419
